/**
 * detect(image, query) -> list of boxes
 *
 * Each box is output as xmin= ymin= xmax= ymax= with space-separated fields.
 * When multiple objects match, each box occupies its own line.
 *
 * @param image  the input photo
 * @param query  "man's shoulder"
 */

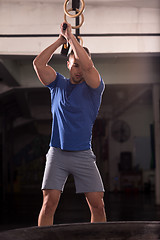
xmin=47 ymin=72 xmax=68 ymax=90
xmin=85 ymin=76 xmax=105 ymax=94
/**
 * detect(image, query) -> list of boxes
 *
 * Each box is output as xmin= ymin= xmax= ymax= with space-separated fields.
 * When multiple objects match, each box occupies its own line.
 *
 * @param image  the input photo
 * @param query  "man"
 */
xmin=33 ymin=22 xmax=106 ymax=226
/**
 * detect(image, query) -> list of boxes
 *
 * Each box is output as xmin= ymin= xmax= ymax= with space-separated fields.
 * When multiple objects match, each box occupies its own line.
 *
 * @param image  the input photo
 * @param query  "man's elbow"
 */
xmin=33 ymin=57 xmax=39 ymax=69
xmin=33 ymin=57 xmax=38 ymax=70
xmin=33 ymin=58 xmax=44 ymax=71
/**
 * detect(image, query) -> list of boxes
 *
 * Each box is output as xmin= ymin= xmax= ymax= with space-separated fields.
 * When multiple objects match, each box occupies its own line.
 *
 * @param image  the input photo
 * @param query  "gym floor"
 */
xmin=0 ymin=190 xmax=160 ymax=232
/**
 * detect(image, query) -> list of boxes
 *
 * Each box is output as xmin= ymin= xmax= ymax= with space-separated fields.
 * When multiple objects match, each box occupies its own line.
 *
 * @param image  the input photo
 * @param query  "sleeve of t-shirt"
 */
xmin=46 ymin=72 xmax=65 ymax=91
xmin=89 ymin=76 xmax=105 ymax=96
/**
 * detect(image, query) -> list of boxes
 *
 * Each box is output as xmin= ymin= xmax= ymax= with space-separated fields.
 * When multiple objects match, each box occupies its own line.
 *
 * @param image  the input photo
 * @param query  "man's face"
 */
xmin=67 ymin=55 xmax=84 ymax=84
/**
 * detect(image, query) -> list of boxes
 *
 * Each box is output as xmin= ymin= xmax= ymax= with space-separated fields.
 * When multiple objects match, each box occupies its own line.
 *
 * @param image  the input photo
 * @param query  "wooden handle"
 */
xmin=63 ymin=23 xmax=67 ymax=30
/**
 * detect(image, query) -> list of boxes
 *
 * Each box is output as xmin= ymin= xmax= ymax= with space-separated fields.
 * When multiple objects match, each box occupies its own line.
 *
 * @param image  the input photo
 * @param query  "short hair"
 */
xmin=68 ymin=47 xmax=91 ymax=60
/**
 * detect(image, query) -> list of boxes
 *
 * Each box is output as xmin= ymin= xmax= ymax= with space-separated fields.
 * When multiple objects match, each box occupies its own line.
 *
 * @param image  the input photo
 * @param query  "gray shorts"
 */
xmin=41 ymin=147 xmax=105 ymax=193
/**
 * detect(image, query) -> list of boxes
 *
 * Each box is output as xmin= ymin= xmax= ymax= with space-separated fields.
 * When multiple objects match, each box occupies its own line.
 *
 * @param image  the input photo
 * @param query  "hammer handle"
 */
xmin=63 ymin=23 xmax=67 ymax=30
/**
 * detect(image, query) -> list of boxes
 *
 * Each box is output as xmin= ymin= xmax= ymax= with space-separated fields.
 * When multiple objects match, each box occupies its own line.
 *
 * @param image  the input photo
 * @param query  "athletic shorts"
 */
xmin=41 ymin=147 xmax=105 ymax=193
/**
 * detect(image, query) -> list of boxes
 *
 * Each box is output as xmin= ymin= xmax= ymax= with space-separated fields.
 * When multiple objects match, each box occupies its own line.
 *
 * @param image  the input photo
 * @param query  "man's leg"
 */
xmin=85 ymin=192 xmax=107 ymax=223
xmin=38 ymin=189 xmax=61 ymax=226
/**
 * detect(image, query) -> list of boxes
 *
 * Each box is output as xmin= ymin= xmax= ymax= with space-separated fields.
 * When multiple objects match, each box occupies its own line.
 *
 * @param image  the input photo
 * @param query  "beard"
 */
xmin=71 ymin=75 xmax=84 ymax=84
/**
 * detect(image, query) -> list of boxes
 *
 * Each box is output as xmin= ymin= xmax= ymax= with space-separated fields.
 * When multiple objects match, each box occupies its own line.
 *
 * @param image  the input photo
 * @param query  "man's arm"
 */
xmin=33 ymin=36 xmax=66 ymax=86
xmin=61 ymin=23 xmax=101 ymax=89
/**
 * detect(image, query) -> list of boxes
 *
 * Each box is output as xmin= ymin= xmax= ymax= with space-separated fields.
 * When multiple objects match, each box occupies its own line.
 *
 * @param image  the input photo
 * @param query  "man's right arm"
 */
xmin=33 ymin=36 xmax=66 ymax=86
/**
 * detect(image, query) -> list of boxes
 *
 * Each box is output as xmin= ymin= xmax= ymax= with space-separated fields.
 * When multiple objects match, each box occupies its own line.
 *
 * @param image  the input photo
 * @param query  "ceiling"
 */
xmin=1 ymin=0 xmax=160 ymax=8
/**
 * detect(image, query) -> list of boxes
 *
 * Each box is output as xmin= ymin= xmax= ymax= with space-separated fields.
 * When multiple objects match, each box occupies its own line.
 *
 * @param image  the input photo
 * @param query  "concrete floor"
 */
xmin=0 ymin=191 xmax=160 ymax=232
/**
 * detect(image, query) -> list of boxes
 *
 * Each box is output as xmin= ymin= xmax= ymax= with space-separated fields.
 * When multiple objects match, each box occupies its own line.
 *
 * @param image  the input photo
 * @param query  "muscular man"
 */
xmin=33 ymin=22 xmax=106 ymax=226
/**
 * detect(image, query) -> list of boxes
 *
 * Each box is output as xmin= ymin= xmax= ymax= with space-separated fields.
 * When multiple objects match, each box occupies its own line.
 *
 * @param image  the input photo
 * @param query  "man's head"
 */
xmin=68 ymin=47 xmax=91 ymax=60
xmin=67 ymin=47 xmax=91 ymax=84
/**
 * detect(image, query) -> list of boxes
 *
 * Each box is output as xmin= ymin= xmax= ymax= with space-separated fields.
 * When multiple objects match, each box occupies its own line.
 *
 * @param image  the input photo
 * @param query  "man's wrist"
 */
xmin=56 ymin=37 xmax=65 ymax=48
xmin=68 ymin=33 xmax=76 ymax=45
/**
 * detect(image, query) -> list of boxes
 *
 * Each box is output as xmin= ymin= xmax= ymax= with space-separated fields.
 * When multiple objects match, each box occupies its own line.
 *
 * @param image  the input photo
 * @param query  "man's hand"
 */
xmin=60 ymin=22 xmax=72 ymax=42
xmin=58 ymin=34 xmax=67 ymax=45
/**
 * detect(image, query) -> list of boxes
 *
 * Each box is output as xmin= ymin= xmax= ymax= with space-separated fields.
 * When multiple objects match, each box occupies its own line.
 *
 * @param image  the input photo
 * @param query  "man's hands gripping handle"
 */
xmin=61 ymin=23 xmax=70 ymax=56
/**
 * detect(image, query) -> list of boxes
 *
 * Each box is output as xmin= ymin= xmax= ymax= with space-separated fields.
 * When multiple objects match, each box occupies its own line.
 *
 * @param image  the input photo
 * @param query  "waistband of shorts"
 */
xmin=50 ymin=147 xmax=91 ymax=152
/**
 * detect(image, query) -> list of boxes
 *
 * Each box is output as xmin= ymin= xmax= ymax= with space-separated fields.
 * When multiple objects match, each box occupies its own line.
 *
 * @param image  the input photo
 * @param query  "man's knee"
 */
xmin=85 ymin=192 xmax=105 ymax=210
xmin=93 ymin=199 xmax=104 ymax=210
xmin=42 ymin=201 xmax=54 ymax=216
xmin=42 ymin=190 xmax=61 ymax=215
xmin=85 ymin=192 xmax=107 ymax=222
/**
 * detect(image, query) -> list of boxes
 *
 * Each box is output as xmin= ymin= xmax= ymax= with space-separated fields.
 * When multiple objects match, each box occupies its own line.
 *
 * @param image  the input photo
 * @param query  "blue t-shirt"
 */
xmin=47 ymin=72 xmax=105 ymax=151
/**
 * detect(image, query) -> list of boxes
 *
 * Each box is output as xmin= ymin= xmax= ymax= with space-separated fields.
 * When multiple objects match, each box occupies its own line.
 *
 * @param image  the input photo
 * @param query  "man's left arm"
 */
xmin=61 ymin=23 xmax=101 ymax=89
